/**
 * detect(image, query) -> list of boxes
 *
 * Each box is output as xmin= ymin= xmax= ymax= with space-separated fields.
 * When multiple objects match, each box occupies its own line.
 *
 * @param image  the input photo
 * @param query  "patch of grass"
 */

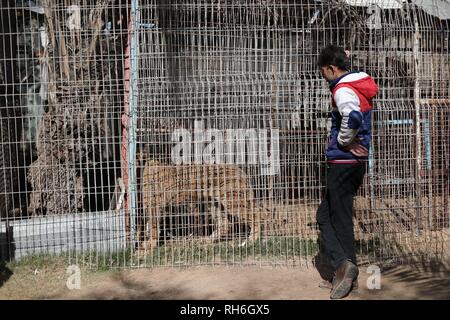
xmin=144 ymin=237 xmax=320 ymax=266
xmin=1 ymin=235 xmax=400 ymax=270
xmin=355 ymin=237 xmax=399 ymax=264
xmin=356 ymin=237 xmax=384 ymax=256
xmin=67 ymin=248 xmax=135 ymax=271
xmin=7 ymin=252 xmax=67 ymax=270
xmin=4 ymin=249 xmax=135 ymax=272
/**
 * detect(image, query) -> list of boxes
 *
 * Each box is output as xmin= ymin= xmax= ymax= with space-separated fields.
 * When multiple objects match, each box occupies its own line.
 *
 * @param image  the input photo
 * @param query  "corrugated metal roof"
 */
xmin=344 ymin=0 xmax=405 ymax=9
xmin=413 ymin=0 xmax=450 ymax=20
xmin=344 ymin=0 xmax=450 ymax=19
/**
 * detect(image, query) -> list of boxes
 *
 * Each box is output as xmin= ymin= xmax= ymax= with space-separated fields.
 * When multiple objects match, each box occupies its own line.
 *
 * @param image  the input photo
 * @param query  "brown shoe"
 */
xmin=330 ymin=260 xmax=359 ymax=299
xmin=319 ymin=278 xmax=358 ymax=290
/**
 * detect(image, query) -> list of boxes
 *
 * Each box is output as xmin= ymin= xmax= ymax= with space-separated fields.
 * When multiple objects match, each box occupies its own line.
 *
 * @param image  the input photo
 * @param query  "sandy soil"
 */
xmin=1 ymin=259 xmax=449 ymax=300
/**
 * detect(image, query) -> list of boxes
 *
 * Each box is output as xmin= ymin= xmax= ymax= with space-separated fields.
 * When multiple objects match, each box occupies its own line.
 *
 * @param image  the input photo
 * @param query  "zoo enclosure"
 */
xmin=0 ymin=0 xmax=449 ymax=268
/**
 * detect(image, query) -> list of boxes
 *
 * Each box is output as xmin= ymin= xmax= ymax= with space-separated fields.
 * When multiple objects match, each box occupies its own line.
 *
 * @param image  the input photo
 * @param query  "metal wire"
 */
xmin=0 ymin=0 xmax=449 ymax=269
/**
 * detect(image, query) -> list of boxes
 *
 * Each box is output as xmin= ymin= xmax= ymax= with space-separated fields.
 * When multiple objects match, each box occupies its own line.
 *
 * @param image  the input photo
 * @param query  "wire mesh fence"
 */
xmin=0 ymin=0 xmax=449 ymax=269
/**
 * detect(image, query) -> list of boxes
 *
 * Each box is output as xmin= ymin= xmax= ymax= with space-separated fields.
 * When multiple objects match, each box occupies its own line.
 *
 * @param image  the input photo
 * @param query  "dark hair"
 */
xmin=317 ymin=45 xmax=351 ymax=71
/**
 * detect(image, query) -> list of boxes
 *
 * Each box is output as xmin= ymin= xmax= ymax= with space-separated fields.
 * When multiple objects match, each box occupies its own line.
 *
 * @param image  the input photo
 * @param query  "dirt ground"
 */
xmin=1 ymin=258 xmax=449 ymax=300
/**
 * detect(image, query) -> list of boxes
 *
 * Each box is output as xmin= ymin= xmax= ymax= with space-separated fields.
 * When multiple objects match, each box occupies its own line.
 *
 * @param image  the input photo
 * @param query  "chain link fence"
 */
xmin=0 ymin=0 xmax=449 ymax=268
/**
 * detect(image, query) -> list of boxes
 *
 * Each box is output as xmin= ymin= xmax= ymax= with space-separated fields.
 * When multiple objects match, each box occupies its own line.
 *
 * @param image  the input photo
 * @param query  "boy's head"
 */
xmin=317 ymin=45 xmax=351 ymax=82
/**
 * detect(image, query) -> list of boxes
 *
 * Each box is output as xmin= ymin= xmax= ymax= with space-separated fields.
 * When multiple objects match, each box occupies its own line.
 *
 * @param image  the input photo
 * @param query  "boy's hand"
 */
xmin=342 ymin=137 xmax=369 ymax=157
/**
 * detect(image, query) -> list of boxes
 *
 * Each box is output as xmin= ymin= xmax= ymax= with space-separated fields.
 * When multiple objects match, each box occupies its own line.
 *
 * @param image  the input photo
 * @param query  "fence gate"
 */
xmin=0 ymin=0 xmax=449 ymax=268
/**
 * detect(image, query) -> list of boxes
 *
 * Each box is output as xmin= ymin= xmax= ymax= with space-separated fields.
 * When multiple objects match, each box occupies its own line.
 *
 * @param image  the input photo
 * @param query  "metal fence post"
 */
xmin=413 ymin=9 xmax=423 ymax=235
xmin=128 ymin=0 xmax=140 ymax=247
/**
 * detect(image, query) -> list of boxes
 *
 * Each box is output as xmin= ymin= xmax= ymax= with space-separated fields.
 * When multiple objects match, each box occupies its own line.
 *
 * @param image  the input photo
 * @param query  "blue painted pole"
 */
xmin=422 ymin=119 xmax=432 ymax=171
xmin=368 ymin=136 xmax=374 ymax=208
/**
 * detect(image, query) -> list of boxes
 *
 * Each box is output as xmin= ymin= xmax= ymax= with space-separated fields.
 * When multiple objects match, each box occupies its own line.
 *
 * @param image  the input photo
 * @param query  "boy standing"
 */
xmin=316 ymin=45 xmax=378 ymax=299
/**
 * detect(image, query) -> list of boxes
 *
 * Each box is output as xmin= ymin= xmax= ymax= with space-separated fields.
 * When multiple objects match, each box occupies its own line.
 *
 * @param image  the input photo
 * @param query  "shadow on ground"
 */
xmin=48 ymin=272 xmax=190 ymax=300
xmin=382 ymin=258 xmax=450 ymax=299
xmin=312 ymin=239 xmax=450 ymax=300
xmin=350 ymin=256 xmax=450 ymax=300
xmin=0 ymin=261 xmax=13 ymax=288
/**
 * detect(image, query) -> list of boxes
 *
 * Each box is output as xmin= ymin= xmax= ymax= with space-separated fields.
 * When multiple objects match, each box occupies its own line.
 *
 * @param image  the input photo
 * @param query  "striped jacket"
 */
xmin=326 ymin=71 xmax=379 ymax=163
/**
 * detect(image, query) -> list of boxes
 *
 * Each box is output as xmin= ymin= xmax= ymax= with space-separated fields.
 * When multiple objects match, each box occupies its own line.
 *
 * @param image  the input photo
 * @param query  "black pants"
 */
xmin=316 ymin=162 xmax=366 ymax=271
